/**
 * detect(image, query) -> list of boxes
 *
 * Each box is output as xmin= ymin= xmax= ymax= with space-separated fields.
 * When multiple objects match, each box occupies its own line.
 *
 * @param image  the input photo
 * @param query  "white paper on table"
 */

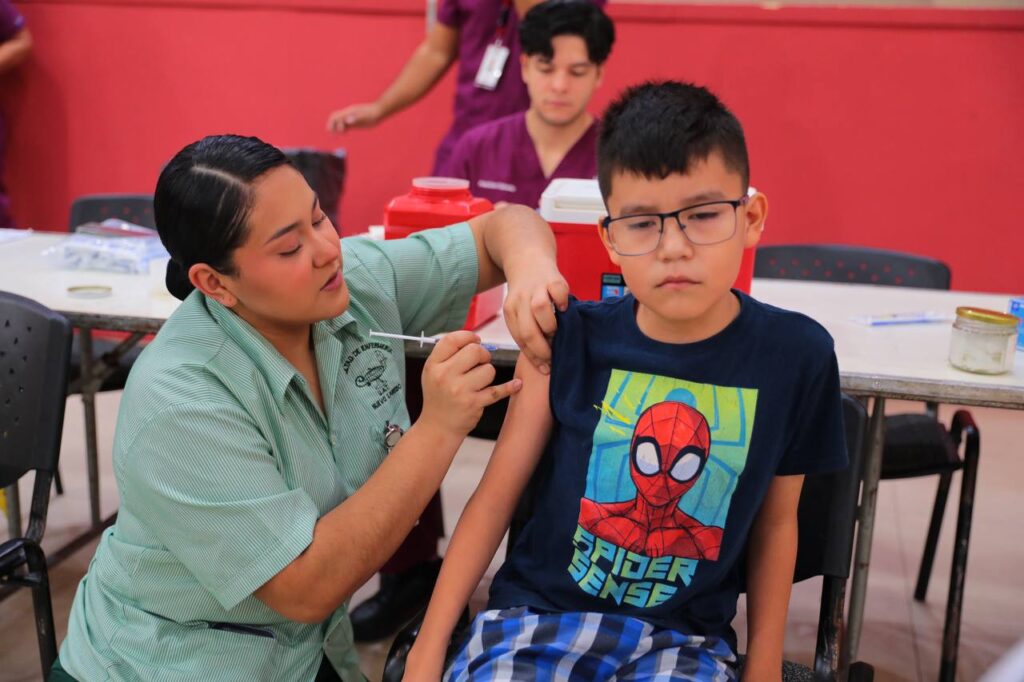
xmin=0 ymin=228 xmax=32 ymax=245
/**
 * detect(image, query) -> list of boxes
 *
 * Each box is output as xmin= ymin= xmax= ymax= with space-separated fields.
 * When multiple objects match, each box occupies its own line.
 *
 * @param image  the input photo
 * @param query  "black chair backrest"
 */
xmin=755 ymin=244 xmax=951 ymax=290
xmin=68 ymin=193 xmax=156 ymax=231
xmin=282 ymin=148 xmax=347 ymax=229
xmin=793 ymin=393 xmax=867 ymax=582
xmin=0 ymin=292 xmax=72 ymax=491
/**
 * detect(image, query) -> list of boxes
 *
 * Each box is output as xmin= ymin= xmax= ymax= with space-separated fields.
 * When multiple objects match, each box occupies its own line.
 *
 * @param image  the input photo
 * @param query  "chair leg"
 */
xmin=939 ymin=411 xmax=979 ymax=682
xmin=54 ymin=468 xmax=64 ymax=496
xmin=914 ymin=473 xmax=952 ymax=602
xmin=24 ymin=541 xmax=58 ymax=679
xmin=814 ymin=576 xmax=845 ymax=681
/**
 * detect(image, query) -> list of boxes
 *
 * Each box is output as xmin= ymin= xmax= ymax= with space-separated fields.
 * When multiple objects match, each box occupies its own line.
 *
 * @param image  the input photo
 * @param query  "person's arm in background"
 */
xmin=326 ymin=21 xmax=458 ymax=133
xmin=404 ymin=355 xmax=552 ymax=681
xmin=514 ymin=0 xmax=545 ymax=14
xmin=0 ymin=25 xmax=31 ymax=75
xmin=468 ymin=204 xmax=568 ymax=373
xmin=744 ymin=474 xmax=805 ymax=682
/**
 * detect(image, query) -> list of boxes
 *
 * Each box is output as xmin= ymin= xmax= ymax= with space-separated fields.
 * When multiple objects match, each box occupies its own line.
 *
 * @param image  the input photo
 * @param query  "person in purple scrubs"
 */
xmin=443 ymin=0 xmax=614 ymax=208
xmin=325 ymin=0 xmax=606 ymax=175
xmin=0 ymin=1 xmax=31 ymax=227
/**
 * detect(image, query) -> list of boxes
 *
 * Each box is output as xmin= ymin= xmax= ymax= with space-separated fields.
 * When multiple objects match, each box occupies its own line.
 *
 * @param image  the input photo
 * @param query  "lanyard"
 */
xmin=494 ymin=0 xmax=513 ymax=42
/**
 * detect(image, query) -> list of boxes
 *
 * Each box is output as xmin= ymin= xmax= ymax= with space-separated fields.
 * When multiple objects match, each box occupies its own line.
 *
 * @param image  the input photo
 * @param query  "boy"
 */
xmin=405 ymin=81 xmax=848 ymax=681
xmin=443 ymin=0 xmax=614 ymax=209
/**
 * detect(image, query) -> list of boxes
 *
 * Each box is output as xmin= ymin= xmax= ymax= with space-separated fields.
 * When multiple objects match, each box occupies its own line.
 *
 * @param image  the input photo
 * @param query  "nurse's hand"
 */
xmin=503 ymin=264 xmax=569 ymax=375
xmin=420 ymin=331 xmax=522 ymax=437
xmin=326 ymin=102 xmax=383 ymax=133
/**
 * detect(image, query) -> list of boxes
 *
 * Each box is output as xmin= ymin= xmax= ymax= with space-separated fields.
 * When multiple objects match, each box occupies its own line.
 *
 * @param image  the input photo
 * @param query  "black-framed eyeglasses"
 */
xmin=601 ymin=197 xmax=749 ymax=256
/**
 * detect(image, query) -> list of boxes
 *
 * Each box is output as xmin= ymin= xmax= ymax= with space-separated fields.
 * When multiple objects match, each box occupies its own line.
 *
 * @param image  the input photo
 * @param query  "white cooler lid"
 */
xmin=539 ymin=178 xmax=605 ymax=224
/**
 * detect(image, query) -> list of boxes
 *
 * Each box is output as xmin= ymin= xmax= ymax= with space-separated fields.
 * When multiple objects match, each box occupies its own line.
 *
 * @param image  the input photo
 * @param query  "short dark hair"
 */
xmin=155 ymin=134 xmax=289 ymax=300
xmin=519 ymin=0 xmax=615 ymax=66
xmin=597 ymin=81 xmax=750 ymax=201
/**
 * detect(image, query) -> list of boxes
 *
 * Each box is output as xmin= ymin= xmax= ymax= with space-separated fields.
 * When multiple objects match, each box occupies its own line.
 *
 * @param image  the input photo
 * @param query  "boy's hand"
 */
xmin=503 ymin=266 xmax=569 ymax=375
xmin=403 ymin=642 xmax=447 ymax=682
xmin=419 ymin=330 xmax=522 ymax=437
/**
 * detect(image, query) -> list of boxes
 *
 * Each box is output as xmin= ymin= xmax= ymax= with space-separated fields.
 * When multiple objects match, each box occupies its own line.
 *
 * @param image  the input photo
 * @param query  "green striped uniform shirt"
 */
xmin=59 ymin=225 xmax=478 ymax=681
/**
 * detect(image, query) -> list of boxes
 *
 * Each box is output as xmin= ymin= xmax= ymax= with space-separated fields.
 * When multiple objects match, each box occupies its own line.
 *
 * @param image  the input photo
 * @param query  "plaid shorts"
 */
xmin=445 ymin=607 xmax=738 ymax=681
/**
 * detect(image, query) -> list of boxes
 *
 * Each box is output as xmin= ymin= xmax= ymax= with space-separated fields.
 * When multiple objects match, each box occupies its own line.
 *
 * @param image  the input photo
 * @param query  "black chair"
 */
xmin=755 ymin=244 xmax=978 ymax=681
xmin=68 ymin=193 xmax=155 ymax=233
xmin=281 ymin=147 xmax=347 ymax=230
xmin=0 ymin=292 xmax=72 ymax=679
xmin=66 ymin=193 xmax=156 ymax=393
xmin=383 ymin=395 xmax=874 ymax=682
xmin=754 ymin=244 xmax=950 ymax=290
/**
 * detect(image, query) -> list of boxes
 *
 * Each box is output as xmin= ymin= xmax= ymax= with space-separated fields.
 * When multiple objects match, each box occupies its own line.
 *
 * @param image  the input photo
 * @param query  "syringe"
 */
xmin=369 ymin=330 xmax=501 ymax=352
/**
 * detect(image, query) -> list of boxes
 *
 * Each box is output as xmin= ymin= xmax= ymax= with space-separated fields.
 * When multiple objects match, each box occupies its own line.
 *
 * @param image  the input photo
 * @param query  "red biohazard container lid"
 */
xmin=384 ymin=177 xmax=493 ymax=234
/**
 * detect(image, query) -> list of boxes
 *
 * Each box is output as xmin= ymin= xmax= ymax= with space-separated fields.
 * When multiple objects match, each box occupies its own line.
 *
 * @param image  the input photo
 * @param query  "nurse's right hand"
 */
xmin=419 ymin=331 xmax=522 ymax=437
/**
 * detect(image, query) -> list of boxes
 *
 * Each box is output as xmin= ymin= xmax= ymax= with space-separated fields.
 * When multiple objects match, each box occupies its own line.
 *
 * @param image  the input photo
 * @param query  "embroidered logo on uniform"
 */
xmin=343 ymin=342 xmax=401 ymax=409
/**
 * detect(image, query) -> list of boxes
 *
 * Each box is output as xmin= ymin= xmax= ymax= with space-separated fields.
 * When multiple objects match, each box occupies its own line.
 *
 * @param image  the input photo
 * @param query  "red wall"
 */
xmin=3 ymin=0 xmax=1022 ymax=292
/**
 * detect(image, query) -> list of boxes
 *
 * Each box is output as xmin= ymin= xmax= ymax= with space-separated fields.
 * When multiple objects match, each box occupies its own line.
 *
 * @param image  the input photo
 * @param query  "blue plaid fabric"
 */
xmin=445 ymin=607 xmax=738 ymax=681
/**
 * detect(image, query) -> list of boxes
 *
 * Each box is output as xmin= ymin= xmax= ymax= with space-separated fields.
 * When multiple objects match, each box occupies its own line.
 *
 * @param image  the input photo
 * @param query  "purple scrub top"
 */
xmin=0 ymin=0 xmax=25 ymax=227
xmin=433 ymin=0 xmax=606 ymax=174
xmin=444 ymin=111 xmax=598 ymax=208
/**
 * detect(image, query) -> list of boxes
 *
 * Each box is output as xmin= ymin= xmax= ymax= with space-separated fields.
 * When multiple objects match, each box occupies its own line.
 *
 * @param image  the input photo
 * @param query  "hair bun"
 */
xmin=165 ymin=259 xmax=195 ymax=300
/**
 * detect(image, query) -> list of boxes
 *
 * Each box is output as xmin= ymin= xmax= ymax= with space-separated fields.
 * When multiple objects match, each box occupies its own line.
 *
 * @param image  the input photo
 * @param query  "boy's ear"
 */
xmin=742 ymin=191 xmax=768 ymax=249
xmin=596 ymin=219 xmax=622 ymax=266
xmin=189 ymin=263 xmax=238 ymax=308
xmin=520 ymin=53 xmax=529 ymax=82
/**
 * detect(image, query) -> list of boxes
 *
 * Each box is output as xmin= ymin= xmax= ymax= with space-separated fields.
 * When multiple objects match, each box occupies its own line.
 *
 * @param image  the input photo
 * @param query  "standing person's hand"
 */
xmin=326 ymin=102 xmax=384 ymax=133
xmin=418 ymin=331 xmax=522 ymax=437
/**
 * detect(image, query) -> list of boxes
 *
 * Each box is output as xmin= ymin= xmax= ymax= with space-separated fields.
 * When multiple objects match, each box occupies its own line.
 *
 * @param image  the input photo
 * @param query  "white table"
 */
xmin=452 ymin=279 xmax=1024 ymax=679
xmin=4 ymin=233 xmax=1022 ymax=676
xmin=0 ymin=232 xmax=178 ymax=552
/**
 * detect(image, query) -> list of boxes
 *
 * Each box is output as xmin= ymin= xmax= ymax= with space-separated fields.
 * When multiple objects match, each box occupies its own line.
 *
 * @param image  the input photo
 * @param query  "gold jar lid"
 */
xmin=955 ymin=306 xmax=1019 ymax=327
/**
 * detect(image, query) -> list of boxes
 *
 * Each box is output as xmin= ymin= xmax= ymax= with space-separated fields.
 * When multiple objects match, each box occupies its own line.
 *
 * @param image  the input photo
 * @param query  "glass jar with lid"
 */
xmin=948 ymin=307 xmax=1019 ymax=375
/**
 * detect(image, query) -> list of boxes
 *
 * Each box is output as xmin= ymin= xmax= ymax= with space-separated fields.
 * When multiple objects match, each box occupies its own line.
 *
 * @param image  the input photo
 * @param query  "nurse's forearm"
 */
xmin=471 ymin=204 xmax=557 ymax=293
xmin=374 ymin=22 xmax=458 ymax=120
xmin=254 ymin=418 xmax=463 ymax=624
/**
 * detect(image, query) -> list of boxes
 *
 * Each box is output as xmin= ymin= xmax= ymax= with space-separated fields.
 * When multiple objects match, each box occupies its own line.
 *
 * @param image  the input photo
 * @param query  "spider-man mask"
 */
xmin=630 ymin=401 xmax=711 ymax=507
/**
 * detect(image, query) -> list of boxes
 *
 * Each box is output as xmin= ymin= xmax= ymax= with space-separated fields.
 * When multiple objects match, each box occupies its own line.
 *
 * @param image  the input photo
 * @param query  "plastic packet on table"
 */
xmin=74 ymin=218 xmax=159 ymax=238
xmin=43 ymin=221 xmax=168 ymax=274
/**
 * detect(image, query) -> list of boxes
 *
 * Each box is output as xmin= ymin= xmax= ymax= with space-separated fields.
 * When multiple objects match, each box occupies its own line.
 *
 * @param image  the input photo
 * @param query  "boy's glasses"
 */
xmin=602 ymin=196 xmax=748 ymax=256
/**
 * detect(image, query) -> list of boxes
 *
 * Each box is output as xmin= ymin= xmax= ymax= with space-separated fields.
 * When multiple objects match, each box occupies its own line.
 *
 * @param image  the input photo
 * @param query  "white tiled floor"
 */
xmin=2 ymin=393 xmax=1022 ymax=681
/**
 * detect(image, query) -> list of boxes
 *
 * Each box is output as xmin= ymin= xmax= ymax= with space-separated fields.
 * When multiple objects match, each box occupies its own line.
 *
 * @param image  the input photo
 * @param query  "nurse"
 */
xmin=53 ymin=134 xmax=567 ymax=681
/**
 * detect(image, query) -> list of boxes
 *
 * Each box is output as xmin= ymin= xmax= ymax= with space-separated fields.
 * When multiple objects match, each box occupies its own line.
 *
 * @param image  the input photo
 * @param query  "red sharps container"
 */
xmin=384 ymin=177 xmax=502 ymax=329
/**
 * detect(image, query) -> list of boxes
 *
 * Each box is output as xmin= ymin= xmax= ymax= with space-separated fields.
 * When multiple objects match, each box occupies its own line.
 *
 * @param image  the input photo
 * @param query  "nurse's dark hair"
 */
xmin=519 ymin=0 xmax=615 ymax=65
xmin=156 ymin=134 xmax=289 ymax=300
xmin=597 ymin=81 xmax=750 ymax=201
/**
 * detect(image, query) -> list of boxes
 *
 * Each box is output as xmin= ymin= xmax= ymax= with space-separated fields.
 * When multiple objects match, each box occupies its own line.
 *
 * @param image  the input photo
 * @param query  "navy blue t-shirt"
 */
xmin=488 ymin=292 xmax=848 ymax=651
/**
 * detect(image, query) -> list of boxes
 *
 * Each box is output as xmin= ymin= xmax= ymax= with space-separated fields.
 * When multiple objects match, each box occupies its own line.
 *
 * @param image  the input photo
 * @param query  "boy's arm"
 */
xmin=744 ymin=474 xmax=805 ymax=682
xmin=404 ymin=355 xmax=554 ymax=681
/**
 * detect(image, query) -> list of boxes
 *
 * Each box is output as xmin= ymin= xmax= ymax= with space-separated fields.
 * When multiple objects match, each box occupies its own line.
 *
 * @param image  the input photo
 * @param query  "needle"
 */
xmin=369 ymin=330 xmax=501 ymax=352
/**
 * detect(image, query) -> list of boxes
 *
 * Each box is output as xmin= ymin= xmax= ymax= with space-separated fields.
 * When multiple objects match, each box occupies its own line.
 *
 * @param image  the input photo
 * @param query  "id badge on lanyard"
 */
xmin=474 ymin=0 xmax=513 ymax=91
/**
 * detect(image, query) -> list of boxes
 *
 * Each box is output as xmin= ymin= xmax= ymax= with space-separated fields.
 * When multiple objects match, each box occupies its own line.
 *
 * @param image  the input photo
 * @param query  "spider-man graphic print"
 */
xmin=568 ymin=369 xmax=756 ymax=608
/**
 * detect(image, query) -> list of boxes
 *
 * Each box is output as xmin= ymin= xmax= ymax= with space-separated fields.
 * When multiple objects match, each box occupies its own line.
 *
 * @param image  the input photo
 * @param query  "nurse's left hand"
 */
xmin=503 ymin=265 xmax=569 ymax=375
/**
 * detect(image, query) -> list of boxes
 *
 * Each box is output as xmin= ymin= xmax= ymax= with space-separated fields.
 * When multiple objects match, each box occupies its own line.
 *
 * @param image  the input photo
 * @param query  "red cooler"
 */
xmin=384 ymin=177 xmax=502 ymax=329
xmin=539 ymin=178 xmax=756 ymax=300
